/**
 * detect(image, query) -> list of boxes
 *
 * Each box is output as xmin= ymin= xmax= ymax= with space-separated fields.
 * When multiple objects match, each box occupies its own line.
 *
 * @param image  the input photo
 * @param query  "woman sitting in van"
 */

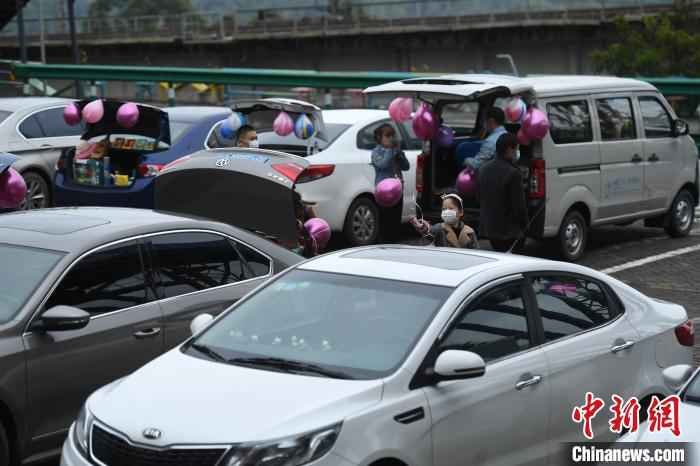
xmin=409 ymin=193 xmax=478 ymax=249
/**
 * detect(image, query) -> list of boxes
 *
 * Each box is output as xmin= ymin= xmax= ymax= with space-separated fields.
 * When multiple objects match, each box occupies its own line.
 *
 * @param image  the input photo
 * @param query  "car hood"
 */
xmin=618 ymin=402 xmax=700 ymax=443
xmin=89 ymin=348 xmax=383 ymax=446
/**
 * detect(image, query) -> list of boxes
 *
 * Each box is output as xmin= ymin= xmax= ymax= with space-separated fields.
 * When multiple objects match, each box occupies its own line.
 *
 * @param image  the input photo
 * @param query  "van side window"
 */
xmin=596 ymin=98 xmax=636 ymax=141
xmin=639 ymin=97 xmax=673 ymax=139
xmin=546 ymin=100 xmax=593 ymax=144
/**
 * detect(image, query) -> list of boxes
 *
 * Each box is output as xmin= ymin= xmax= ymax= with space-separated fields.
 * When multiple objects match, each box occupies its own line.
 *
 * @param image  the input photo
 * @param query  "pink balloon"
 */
xmin=375 ymin=178 xmax=402 ymax=207
xmin=63 ymin=103 xmax=81 ymax=126
xmin=456 ymin=168 xmax=477 ymax=198
xmin=116 ymin=102 xmax=139 ymax=128
xmin=389 ymin=97 xmax=413 ymax=122
xmin=521 ymin=108 xmax=533 ymax=133
xmin=412 ymin=103 xmax=438 ymax=140
xmin=525 ymin=108 xmax=550 ymax=140
xmin=75 ymin=140 xmax=94 ymax=160
xmin=304 ymin=217 xmax=331 ymax=249
xmin=273 ymin=111 xmax=294 ymax=136
xmin=517 ymin=128 xmax=531 ymax=146
xmin=505 ymin=97 xmax=526 ymax=123
xmin=0 ymin=168 xmax=27 ymax=209
xmin=82 ymin=99 xmax=104 ymax=124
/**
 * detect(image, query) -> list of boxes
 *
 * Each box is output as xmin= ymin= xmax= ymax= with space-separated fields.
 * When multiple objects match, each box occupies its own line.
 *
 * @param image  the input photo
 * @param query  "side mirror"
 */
xmin=34 ymin=306 xmax=91 ymax=332
xmin=434 ymin=350 xmax=486 ymax=380
xmin=662 ymin=364 xmax=695 ymax=392
xmin=190 ymin=313 xmax=214 ymax=336
xmin=673 ymin=119 xmax=690 ymax=137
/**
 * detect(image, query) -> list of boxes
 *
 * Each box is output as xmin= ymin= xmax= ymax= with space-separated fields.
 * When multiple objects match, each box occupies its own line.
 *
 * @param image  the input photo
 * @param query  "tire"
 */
xmin=344 ymin=196 xmax=380 ymax=246
xmin=558 ymin=210 xmax=588 ymax=262
xmin=664 ymin=190 xmax=695 ymax=238
xmin=19 ymin=171 xmax=51 ymax=210
xmin=0 ymin=422 xmax=9 ymax=466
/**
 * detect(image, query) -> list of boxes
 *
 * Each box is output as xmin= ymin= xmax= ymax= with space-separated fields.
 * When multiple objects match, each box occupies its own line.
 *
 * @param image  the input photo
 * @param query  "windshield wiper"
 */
xmin=189 ymin=343 xmax=227 ymax=363
xmin=229 ymin=356 xmax=352 ymax=379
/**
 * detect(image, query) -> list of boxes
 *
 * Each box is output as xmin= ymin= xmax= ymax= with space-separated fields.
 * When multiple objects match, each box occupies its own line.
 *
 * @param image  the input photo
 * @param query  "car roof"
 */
xmin=297 ymin=245 xmax=550 ymax=287
xmin=518 ymin=75 xmax=657 ymax=96
xmin=0 ymin=97 xmax=74 ymax=113
xmin=0 ymin=207 xmax=237 ymax=254
xmin=322 ymin=109 xmax=388 ymax=125
xmin=164 ymin=106 xmax=231 ymax=122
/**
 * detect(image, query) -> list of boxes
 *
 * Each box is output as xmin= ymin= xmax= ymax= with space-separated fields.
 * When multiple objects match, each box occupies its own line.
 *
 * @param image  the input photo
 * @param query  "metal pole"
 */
xmin=17 ymin=0 xmax=27 ymax=63
xmin=39 ymin=0 xmax=46 ymax=63
xmin=67 ymin=0 xmax=81 ymax=97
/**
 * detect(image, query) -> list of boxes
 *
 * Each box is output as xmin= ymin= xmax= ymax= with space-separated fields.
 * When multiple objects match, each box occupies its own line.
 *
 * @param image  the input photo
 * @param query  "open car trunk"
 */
xmin=65 ymin=100 xmax=170 ymax=188
xmin=365 ymin=75 xmax=537 ymax=223
xmin=154 ymin=148 xmax=310 ymax=249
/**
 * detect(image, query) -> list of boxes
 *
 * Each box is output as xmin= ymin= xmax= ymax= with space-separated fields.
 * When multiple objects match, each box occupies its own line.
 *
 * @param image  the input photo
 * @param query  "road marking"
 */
xmin=601 ymin=243 xmax=700 ymax=275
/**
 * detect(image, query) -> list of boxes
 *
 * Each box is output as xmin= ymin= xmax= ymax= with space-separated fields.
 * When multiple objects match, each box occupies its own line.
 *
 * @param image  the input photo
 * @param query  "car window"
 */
xmin=0 ymin=244 xmax=64 ymax=323
xmin=149 ymin=232 xmax=257 ymax=299
xmin=683 ymin=371 xmax=700 ymax=404
xmin=45 ymin=241 xmax=151 ymax=316
xmin=547 ymin=100 xmax=593 ymax=144
xmin=34 ymin=107 xmax=85 ymax=138
xmin=357 ymin=120 xmax=401 ymax=150
xmin=442 ymin=102 xmax=479 ymax=136
xmin=398 ymin=120 xmax=423 ymax=150
xmin=596 ymin=98 xmax=636 ymax=141
xmin=639 ymin=96 xmax=673 ymax=139
xmin=439 ymin=281 xmax=532 ymax=362
xmin=234 ymin=241 xmax=271 ymax=277
xmin=0 ymin=110 xmax=11 ymax=125
xmin=193 ymin=269 xmax=452 ymax=379
xmin=531 ymin=275 xmax=615 ymax=342
xmin=18 ymin=115 xmax=45 ymax=139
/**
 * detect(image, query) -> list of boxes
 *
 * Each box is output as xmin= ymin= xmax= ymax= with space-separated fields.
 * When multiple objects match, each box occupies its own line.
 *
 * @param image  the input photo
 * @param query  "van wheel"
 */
xmin=19 ymin=171 xmax=51 ymax=210
xmin=665 ymin=190 xmax=695 ymax=238
xmin=344 ymin=197 xmax=380 ymax=246
xmin=558 ymin=210 xmax=588 ymax=262
xmin=0 ymin=423 xmax=9 ymax=466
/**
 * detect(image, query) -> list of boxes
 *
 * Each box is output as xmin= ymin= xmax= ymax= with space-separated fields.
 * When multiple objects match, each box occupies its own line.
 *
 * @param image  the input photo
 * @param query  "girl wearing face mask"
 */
xmin=371 ymin=124 xmax=410 ymax=242
xmin=410 ymin=193 xmax=478 ymax=248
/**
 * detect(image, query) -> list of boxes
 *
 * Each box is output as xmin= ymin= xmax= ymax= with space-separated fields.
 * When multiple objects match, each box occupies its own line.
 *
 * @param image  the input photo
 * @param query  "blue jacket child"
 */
xmin=371 ymin=124 xmax=410 ymax=185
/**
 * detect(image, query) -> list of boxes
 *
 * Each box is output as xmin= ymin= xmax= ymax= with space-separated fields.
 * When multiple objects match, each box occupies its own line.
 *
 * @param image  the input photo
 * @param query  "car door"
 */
xmin=22 ymin=239 xmax=163 ymax=455
xmin=424 ymin=277 xmax=550 ymax=466
xmin=637 ymin=94 xmax=681 ymax=212
xmin=144 ymin=231 xmax=273 ymax=349
xmin=527 ymin=273 xmax=643 ymax=453
xmin=595 ymin=96 xmax=645 ymax=221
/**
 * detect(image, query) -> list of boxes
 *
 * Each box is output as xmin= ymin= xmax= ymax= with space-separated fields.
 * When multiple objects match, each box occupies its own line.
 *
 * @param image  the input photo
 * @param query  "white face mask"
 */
xmin=441 ymin=209 xmax=459 ymax=225
xmin=248 ymin=140 xmax=259 ymax=149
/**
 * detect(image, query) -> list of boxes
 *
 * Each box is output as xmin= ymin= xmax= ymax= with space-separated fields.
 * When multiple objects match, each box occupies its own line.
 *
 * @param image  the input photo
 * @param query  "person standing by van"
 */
xmin=464 ymin=107 xmax=507 ymax=171
xmin=478 ymin=133 xmax=528 ymax=254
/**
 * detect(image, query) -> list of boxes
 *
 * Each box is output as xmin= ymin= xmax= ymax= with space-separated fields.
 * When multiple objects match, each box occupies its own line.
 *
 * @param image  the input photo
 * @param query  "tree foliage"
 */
xmin=591 ymin=0 xmax=700 ymax=77
xmin=89 ymin=0 xmax=193 ymax=17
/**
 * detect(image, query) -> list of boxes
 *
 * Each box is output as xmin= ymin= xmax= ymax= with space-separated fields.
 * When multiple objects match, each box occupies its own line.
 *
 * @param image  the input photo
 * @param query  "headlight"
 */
xmin=73 ymin=403 xmax=94 ymax=455
xmin=224 ymin=423 xmax=342 ymax=466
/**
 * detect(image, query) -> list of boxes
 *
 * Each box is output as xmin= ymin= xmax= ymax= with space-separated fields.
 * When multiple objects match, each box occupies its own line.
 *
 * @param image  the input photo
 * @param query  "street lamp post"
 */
xmin=17 ymin=0 xmax=27 ymax=63
xmin=496 ymin=53 xmax=519 ymax=77
xmin=67 ymin=0 xmax=81 ymax=97
xmin=39 ymin=0 xmax=46 ymax=63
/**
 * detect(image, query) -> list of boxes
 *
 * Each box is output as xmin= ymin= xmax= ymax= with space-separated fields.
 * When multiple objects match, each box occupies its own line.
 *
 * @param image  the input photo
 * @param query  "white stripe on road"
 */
xmin=601 ymin=243 xmax=700 ymax=275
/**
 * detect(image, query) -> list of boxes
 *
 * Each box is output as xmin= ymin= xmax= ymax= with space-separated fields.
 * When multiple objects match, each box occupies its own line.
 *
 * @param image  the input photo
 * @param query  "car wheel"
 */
xmin=0 ymin=422 xmax=9 ymax=466
xmin=344 ymin=196 xmax=380 ymax=246
xmin=19 ymin=171 xmax=51 ymax=210
xmin=558 ymin=210 xmax=588 ymax=262
xmin=664 ymin=190 xmax=695 ymax=238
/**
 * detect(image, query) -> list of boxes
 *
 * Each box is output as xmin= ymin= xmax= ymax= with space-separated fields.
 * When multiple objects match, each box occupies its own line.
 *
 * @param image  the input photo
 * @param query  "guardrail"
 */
xmin=0 ymin=1 xmax=681 ymax=45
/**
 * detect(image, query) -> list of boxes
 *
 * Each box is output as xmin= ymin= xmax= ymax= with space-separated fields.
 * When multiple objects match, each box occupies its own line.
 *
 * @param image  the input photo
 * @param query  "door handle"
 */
xmin=648 ymin=153 xmax=659 ymax=162
xmin=515 ymin=375 xmax=542 ymax=390
xmin=631 ymin=154 xmax=642 ymax=163
xmin=133 ymin=327 xmax=161 ymax=339
xmin=611 ymin=340 xmax=635 ymax=353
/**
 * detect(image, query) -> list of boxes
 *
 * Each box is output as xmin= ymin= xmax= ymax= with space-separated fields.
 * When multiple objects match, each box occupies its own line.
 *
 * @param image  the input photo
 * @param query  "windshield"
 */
xmin=170 ymin=121 xmax=194 ymax=143
xmin=0 ymin=110 xmax=11 ymax=126
xmin=0 ymin=244 xmax=64 ymax=323
xmin=683 ymin=370 xmax=700 ymax=404
xmin=190 ymin=270 xmax=451 ymax=379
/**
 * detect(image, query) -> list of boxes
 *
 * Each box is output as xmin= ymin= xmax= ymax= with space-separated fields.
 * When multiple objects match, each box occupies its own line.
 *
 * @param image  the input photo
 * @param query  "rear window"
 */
xmin=442 ymin=102 xmax=479 ymax=136
xmin=0 ymin=110 xmax=11 ymax=125
xmin=547 ymin=100 xmax=593 ymax=145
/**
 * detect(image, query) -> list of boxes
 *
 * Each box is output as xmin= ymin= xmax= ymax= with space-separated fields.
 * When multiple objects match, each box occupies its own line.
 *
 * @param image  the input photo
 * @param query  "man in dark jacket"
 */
xmin=478 ymin=133 xmax=529 ymax=254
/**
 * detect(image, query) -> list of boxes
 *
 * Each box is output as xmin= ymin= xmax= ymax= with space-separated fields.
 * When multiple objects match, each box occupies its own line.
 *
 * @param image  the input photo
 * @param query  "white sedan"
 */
xmin=61 ymin=247 xmax=693 ymax=466
xmin=296 ymin=109 xmax=423 ymax=245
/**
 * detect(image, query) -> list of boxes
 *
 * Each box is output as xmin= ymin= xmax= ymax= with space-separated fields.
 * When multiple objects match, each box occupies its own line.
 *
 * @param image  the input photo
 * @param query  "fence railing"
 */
xmin=0 ymin=0 xmax=682 ymax=43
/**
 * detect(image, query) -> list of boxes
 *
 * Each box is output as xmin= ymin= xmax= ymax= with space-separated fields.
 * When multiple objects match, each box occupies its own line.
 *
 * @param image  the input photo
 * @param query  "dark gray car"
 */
xmin=0 ymin=207 xmax=301 ymax=465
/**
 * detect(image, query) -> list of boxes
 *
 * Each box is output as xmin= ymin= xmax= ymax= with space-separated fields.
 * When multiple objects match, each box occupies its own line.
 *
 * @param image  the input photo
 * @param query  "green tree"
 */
xmin=89 ymin=0 xmax=193 ymax=17
xmin=591 ymin=0 xmax=700 ymax=77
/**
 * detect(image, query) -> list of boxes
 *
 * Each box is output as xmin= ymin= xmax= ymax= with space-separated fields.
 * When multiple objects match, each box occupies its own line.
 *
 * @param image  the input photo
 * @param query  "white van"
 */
xmin=365 ymin=74 xmax=699 ymax=261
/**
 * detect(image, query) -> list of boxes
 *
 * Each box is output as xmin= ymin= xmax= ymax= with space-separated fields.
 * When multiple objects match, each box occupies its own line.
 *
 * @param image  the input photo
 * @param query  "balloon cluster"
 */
xmin=388 ymin=97 xmax=454 ymax=146
xmin=63 ymin=100 xmax=141 ymax=129
xmin=219 ymin=112 xmax=247 ymax=139
xmin=503 ymin=97 xmax=551 ymax=146
xmin=0 ymin=168 xmax=27 ymax=209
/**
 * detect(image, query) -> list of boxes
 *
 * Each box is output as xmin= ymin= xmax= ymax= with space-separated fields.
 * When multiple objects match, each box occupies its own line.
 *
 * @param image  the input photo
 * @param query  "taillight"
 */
xmin=416 ymin=154 xmax=424 ymax=193
xmin=161 ymin=155 xmax=191 ymax=173
xmin=137 ymin=163 xmax=165 ymax=178
xmin=675 ymin=319 xmax=695 ymax=347
xmin=530 ymin=159 xmax=545 ymax=199
xmin=296 ymin=164 xmax=335 ymax=184
xmin=272 ymin=163 xmax=306 ymax=182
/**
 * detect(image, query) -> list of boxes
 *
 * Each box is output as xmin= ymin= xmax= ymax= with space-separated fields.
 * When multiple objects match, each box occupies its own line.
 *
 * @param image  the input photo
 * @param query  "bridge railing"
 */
xmin=0 ymin=0 xmax=679 ymax=43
